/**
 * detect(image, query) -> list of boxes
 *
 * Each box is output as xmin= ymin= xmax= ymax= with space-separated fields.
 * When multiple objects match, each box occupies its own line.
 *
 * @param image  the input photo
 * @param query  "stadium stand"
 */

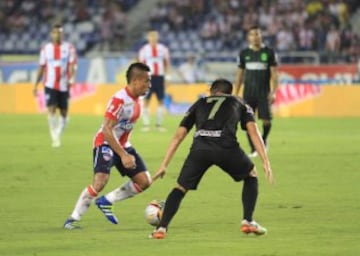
xmin=0 ymin=0 xmax=140 ymax=55
xmin=0 ymin=0 xmax=359 ymax=64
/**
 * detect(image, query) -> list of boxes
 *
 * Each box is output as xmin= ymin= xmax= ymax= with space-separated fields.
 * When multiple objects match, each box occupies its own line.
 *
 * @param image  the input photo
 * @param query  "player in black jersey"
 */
xmin=149 ymin=78 xmax=274 ymax=239
xmin=234 ymin=25 xmax=279 ymax=157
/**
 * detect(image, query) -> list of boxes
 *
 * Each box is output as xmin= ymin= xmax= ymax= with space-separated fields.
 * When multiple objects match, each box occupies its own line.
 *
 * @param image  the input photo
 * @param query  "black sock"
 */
xmin=246 ymin=132 xmax=255 ymax=152
xmin=262 ymin=123 xmax=272 ymax=145
xmin=158 ymin=188 xmax=185 ymax=229
xmin=242 ymin=176 xmax=258 ymax=222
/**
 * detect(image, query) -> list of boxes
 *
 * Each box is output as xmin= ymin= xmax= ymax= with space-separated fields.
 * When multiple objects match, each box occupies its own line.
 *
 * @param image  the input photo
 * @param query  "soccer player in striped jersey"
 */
xmin=234 ymin=25 xmax=279 ymax=157
xmin=33 ymin=24 xmax=77 ymax=147
xmin=138 ymin=30 xmax=171 ymax=132
xmin=64 ymin=62 xmax=153 ymax=229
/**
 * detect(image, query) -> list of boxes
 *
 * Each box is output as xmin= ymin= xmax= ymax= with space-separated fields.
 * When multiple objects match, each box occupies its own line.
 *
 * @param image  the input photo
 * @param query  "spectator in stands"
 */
xmin=99 ymin=10 xmax=114 ymax=52
xmin=325 ymin=25 xmax=341 ymax=62
xmin=177 ymin=54 xmax=204 ymax=84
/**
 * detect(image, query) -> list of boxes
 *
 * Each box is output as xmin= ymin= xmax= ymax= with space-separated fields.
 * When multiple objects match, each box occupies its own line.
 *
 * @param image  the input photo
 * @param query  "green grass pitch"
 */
xmin=0 ymin=114 xmax=359 ymax=256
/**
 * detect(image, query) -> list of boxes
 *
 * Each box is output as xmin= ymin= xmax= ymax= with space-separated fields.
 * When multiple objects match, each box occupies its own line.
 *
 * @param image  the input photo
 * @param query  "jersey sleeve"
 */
xmin=104 ymin=97 xmax=124 ymax=121
xmin=179 ymin=99 xmax=201 ymax=131
xmin=239 ymin=100 xmax=255 ymax=130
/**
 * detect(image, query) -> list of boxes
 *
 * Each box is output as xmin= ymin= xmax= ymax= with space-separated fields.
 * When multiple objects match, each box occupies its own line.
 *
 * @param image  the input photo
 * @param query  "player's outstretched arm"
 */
xmin=246 ymin=122 xmax=274 ymax=184
xmin=152 ymin=126 xmax=188 ymax=182
xmin=102 ymin=117 xmax=136 ymax=169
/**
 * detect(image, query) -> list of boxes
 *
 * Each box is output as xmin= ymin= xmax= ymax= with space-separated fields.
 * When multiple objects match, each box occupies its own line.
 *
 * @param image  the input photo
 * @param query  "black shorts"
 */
xmin=177 ymin=148 xmax=254 ymax=190
xmin=145 ymin=75 xmax=165 ymax=101
xmin=45 ymin=87 xmax=69 ymax=110
xmin=93 ymin=145 xmax=147 ymax=178
xmin=245 ymin=97 xmax=272 ymax=120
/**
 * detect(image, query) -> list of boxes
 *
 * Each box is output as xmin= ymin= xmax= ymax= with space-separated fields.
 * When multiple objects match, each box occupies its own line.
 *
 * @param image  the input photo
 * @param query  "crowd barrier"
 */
xmin=1 ymin=83 xmax=360 ymax=117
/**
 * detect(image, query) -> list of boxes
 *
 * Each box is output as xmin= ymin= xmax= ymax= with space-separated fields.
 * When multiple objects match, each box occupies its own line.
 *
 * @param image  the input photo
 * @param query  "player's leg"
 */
xmin=218 ymin=148 xmax=266 ymax=235
xmin=141 ymin=85 xmax=152 ymax=131
xmin=57 ymin=91 xmax=70 ymax=140
xmin=153 ymin=76 xmax=166 ymax=131
xmin=258 ymin=98 xmax=272 ymax=149
xmin=244 ymin=98 xmax=257 ymax=156
xmin=96 ymin=147 xmax=151 ymax=224
xmin=241 ymin=168 xmax=267 ymax=235
xmin=64 ymin=146 xmax=112 ymax=229
xmin=151 ymin=150 xmax=211 ymax=239
xmin=45 ymin=88 xmax=60 ymax=147
xmin=151 ymin=185 xmax=187 ymax=239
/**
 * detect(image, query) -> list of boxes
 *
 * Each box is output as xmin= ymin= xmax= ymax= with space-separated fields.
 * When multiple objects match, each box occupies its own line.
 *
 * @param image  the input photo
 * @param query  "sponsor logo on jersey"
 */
xmin=261 ymin=53 xmax=268 ymax=61
xmin=245 ymin=62 xmax=268 ymax=70
xmin=118 ymin=120 xmax=133 ymax=131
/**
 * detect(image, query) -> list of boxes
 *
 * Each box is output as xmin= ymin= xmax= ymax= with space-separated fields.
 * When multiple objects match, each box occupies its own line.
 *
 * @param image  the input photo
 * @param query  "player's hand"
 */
xmin=263 ymin=161 xmax=274 ymax=184
xmin=121 ymin=154 xmax=136 ymax=169
xmin=152 ymin=167 xmax=166 ymax=183
xmin=268 ymin=91 xmax=276 ymax=104
xmin=33 ymin=87 xmax=38 ymax=97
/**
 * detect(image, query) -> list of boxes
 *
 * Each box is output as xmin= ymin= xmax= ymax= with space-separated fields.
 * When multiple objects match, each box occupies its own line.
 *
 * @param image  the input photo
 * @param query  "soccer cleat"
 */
xmin=95 ymin=196 xmax=119 ymax=224
xmin=149 ymin=227 xmax=167 ymax=239
xmin=50 ymin=130 xmax=61 ymax=147
xmin=52 ymin=138 xmax=61 ymax=147
xmin=241 ymin=220 xmax=267 ymax=235
xmin=63 ymin=218 xmax=80 ymax=230
xmin=248 ymin=151 xmax=258 ymax=158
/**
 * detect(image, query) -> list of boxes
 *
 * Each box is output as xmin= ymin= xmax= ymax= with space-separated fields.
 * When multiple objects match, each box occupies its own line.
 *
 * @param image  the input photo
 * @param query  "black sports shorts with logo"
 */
xmin=93 ymin=145 xmax=147 ymax=178
xmin=145 ymin=75 xmax=165 ymax=101
xmin=177 ymin=147 xmax=254 ymax=190
xmin=45 ymin=87 xmax=70 ymax=110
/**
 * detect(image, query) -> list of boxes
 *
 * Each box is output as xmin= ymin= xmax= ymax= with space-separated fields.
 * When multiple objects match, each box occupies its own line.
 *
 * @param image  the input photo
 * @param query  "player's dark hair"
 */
xmin=52 ymin=23 xmax=63 ymax=30
xmin=126 ymin=62 xmax=151 ymax=83
xmin=248 ymin=25 xmax=260 ymax=32
xmin=210 ymin=78 xmax=233 ymax=94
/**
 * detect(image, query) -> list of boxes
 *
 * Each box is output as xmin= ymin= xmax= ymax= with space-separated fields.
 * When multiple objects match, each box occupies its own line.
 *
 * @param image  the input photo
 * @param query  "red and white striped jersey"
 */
xmin=138 ymin=43 xmax=170 ymax=76
xmin=93 ymin=87 xmax=141 ymax=148
xmin=39 ymin=42 xmax=77 ymax=91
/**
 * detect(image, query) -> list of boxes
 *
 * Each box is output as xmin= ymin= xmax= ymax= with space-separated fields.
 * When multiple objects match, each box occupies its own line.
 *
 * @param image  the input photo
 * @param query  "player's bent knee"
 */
xmin=133 ymin=171 xmax=152 ymax=190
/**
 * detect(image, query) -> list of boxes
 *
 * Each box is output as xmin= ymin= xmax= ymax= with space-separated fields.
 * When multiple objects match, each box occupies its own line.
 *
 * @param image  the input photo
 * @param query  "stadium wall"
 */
xmin=1 ymin=83 xmax=360 ymax=117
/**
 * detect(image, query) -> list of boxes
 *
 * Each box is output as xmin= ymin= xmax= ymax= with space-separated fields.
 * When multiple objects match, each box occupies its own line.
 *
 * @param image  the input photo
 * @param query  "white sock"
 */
xmin=156 ymin=106 xmax=165 ymax=126
xmin=70 ymin=185 xmax=98 ymax=221
xmin=142 ymin=107 xmax=150 ymax=126
xmin=48 ymin=114 xmax=57 ymax=140
xmin=105 ymin=180 xmax=142 ymax=203
xmin=57 ymin=116 xmax=68 ymax=137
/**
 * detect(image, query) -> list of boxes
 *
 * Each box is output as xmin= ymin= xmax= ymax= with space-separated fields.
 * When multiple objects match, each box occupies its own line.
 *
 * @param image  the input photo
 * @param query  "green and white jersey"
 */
xmin=237 ymin=45 xmax=277 ymax=99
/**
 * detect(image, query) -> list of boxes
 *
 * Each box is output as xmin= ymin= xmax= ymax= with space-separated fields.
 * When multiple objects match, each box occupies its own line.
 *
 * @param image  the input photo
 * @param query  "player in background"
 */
xmin=234 ymin=25 xmax=279 ymax=157
xmin=150 ymin=78 xmax=274 ymax=239
xmin=64 ymin=62 xmax=153 ymax=229
xmin=138 ymin=30 xmax=171 ymax=132
xmin=33 ymin=24 xmax=77 ymax=147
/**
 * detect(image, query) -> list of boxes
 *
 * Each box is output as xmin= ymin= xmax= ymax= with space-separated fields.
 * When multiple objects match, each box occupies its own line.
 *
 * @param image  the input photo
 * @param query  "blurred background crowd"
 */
xmin=0 ymin=0 xmax=359 ymax=64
